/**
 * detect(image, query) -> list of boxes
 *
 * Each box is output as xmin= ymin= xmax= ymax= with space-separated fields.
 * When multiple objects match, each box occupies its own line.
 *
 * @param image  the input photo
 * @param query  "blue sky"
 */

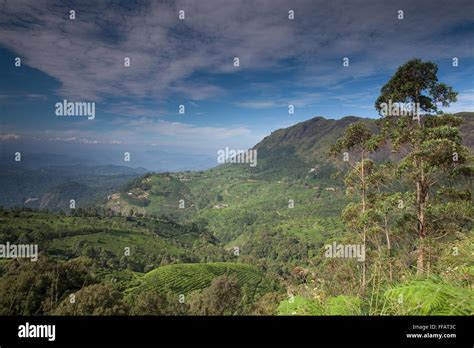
xmin=0 ymin=0 xmax=473 ymax=170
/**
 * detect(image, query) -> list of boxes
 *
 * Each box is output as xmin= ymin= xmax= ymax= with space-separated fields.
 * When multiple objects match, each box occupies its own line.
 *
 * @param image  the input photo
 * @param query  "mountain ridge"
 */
xmin=253 ymin=112 xmax=474 ymax=163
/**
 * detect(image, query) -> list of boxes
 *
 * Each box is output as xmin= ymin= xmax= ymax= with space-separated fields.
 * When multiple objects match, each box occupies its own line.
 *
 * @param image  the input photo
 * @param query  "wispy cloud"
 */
xmin=19 ymin=119 xmax=258 ymax=152
xmin=48 ymin=136 xmax=123 ymax=145
xmin=0 ymin=93 xmax=48 ymax=101
xmin=0 ymin=0 xmax=472 ymax=169
xmin=0 ymin=133 xmax=21 ymax=141
xmin=236 ymin=100 xmax=283 ymax=109
xmin=118 ymin=118 xmax=256 ymax=148
xmin=1 ymin=0 xmax=472 ymax=102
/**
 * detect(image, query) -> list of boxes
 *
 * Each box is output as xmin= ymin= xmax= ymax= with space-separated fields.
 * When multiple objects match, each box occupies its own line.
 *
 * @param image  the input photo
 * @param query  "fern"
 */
xmin=383 ymin=279 xmax=473 ymax=315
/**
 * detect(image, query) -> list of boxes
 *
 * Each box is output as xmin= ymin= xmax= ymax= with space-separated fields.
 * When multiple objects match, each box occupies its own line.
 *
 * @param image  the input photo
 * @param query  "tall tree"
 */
xmin=374 ymin=59 xmax=465 ymax=274
xmin=331 ymin=123 xmax=381 ymax=290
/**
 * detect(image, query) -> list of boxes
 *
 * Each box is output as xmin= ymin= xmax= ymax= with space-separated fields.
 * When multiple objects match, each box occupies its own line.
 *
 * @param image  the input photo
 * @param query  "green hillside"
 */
xmin=0 ymin=209 xmax=224 ymax=271
xmin=105 ymin=113 xmax=473 ymax=246
xmin=130 ymin=262 xmax=271 ymax=296
xmin=1 ymin=110 xmax=472 ymax=316
xmin=253 ymin=112 xmax=474 ymax=162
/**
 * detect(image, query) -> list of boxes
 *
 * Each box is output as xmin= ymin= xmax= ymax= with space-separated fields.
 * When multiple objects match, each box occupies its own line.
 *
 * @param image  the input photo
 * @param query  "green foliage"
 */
xmin=435 ymin=234 xmax=474 ymax=286
xmin=326 ymin=295 xmax=363 ymax=315
xmin=277 ymin=295 xmax=324 ymax=315
xmin=53 ymin=283 xmax=128 ymax=315
xmin=0 ymin=256 xmax=95 ymax=315
xmin=253 ymin=292 xmax=285 ymax=315
xmin=383 ymin=279 xmax=473 ymax=315
xmin=277 ymin=295 xmax=362 ymax=315
xmin=330 ymin=122 xmax=380 ymax=155
xmin=0 ymin=210 xmax=226 ymax=272
xmin=126 ymin=291 xmax=170 ymax=315
xmin=375 ymin=58 xmax=457 ymax=114
xmin=132 ymin=262 xmax=270 ymax=297
xmin=188 ymin=275 xmax=242 ymax=315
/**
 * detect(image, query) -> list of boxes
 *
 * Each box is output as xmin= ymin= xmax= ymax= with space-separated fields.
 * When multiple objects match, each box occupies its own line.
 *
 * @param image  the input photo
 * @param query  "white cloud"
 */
xmin=48 ymin=136 xmax=123 ymax=145
xmin=236 ymin=100 xmax=282 ymax=109
xmin=443 ymin=89 xmax=474 ymax=113
xmin=0 ymin=133 xmax=21 ymax=141
xmin=1 ymin=0 xmax=472 ymax=103
xmin=27 ymin=119 xmax=257 ymax=151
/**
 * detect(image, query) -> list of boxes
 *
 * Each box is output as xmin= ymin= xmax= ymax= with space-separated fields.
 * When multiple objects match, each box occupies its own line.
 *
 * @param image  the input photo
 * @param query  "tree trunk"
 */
xmin=416 ymin=179 xmax=426 ymax=275
xmin=384 ymin=214 xmax=392 ymax=281
xmin=361 ymin=153 xmax=367 ymax=290
xmin=414 ymin=91 xmax=426 ymax=276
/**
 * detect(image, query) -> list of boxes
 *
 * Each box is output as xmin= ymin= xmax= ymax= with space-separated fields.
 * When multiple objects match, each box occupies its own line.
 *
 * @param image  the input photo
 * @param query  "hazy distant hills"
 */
xmin=0 ymin=163 xmax=148 ymax=210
